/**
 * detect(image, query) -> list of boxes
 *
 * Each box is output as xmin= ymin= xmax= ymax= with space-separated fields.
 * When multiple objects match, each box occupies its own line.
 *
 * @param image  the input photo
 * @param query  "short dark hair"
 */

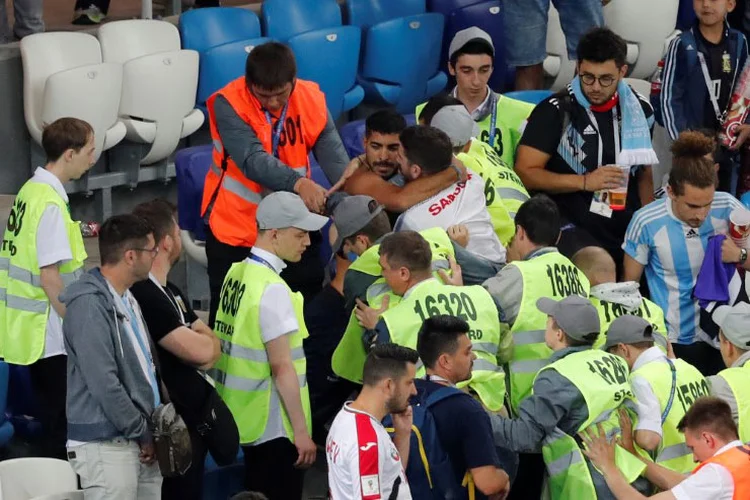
xmin=230 ymin=493 xmax=268 ymax=500
xmin=417 ymin=315 xmax=470 ymax=369
xmin=245 ymin=42 xmax=296 ymax=91
xmin=668 ymin=131 xmax=718 ymax=196
xmin=378 ymin=231 xmax=432 ymax=274
xmin=576 ymin=27 xmax=628 ymax=68
xmin=418 ymin=93 xmax=463 ymax=125
xmin=400 ymin=126 xmax=453 ymax=175
xmin=677 ymin=397 xmax=739 ymax=442
xmin=362 ymin=343 xmax=419 ymax=387
xmin=42 ymin=117 xmax=94 ymax=163
xmin=365 ymin=109 xmax=407 ymax=137
xmin=514 ymin=194 xmax=561 ymax=247
xmin=132 ymin=198 xmax=177 ymax=245
xmin=449 ymin=40 xmax=494 ymax=68
xmin=98 ymin=214 xmax=154 ymax=266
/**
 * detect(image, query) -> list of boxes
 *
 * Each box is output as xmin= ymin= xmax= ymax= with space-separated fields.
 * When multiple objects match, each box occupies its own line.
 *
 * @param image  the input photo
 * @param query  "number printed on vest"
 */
xmin=484 ymin=178 xmax=496 ymax=206
xmin=413 ymin=292 xmax=478 ymax=323
xmin=480 ymin=128 xmax=503 ymax=157
xmin=586 ymin=354 xmax=629 ymax=386
xmin=676 ymin=379 xmax=710 ymax=413
xmin=216 ymin=277 xmax=246 ymax=336
xmin=2 ymin=197 xmax=27 ymax=256
xmin=545 ymin=264 xmax=585 ymax=297
xmin=278 ymin=115 xmax=303 ymax=148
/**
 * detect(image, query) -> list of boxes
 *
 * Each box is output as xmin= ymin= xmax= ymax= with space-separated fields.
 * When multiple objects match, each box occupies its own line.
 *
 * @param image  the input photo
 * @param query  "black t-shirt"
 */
xmin=696 ymin=29 xmax=733 ymax=129
xmin=520 ymin=89 xmax=654 ymax=255
xmin=421 ymin=379 xmax=501 ymax=500
xmin=130 ymin=279 xmax=212 ymax=419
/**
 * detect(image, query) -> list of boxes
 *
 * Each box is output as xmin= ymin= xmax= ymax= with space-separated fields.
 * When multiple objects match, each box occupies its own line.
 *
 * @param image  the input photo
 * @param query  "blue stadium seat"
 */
xmin=446 ymin=1 xmax=509 ymax=92
xmin=345 ymin=0 xmax=426 ymax=29
xmin=6 ymin=365 xmax=41 ymax=439
xmin=179 ymin=7 xmax=262 ymax=53
xmin=204 ymin=448 xmax=245 ymax=500
xmin=288 ymin=26 xmax=364 ymax=118
xmin=339 ymin=113 xmax=416 ymax=158
xmin=741 ymin=191 xmax=750 ymax=211
xmin=0 ymin=362 xmax=15 ymax=448
xmin=676 ymin=0 xmax=696 ymax=30
xmin=503 ymin=90 xmax=553 ymax=105
xmin=358 ymin=14 xmax=447 ymax=113
xmin=175 ymin=144 xmax=213 ymax=242
xmin=262 ymin=0 xmax=342 ymax=42
xmin=426 ymin=0 xmax=482 ymax=17
xmin=196 ymin=37 xmax=272 ymax=115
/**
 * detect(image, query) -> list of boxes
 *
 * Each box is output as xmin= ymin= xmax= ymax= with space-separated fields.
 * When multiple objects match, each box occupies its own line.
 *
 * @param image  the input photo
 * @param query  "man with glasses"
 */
xmin=202 ymin=41 xmax=349 ymax=327
xmin=515 ymin=28 xmax=657 ymax=278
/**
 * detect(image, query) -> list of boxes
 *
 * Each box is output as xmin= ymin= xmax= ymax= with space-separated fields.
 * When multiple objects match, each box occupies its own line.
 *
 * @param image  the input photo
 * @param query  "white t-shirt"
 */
xmin=671 ymin=440 xmax=743 ymax=500
xmin=31 ymin=167 xmax=73 ymax=359
xmin=327 ymin=402 xmax=412 ymax=500
xmin=246 ymin=247 xmax=301 ymax=447
xmin=631 ymin=346 xmax=667 ymax=436
xmin=394 ymin=169 xmax=506 ymax=263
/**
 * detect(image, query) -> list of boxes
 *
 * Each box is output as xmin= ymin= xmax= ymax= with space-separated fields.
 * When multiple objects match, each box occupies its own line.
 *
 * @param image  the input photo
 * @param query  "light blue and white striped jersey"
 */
xmin=623 ymin=192 xmax=743 ymax=345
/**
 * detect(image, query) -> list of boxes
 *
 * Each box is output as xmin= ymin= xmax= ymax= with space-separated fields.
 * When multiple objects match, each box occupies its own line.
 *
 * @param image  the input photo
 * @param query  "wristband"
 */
xmin=741 ymin=248 xmax=747 ymax=264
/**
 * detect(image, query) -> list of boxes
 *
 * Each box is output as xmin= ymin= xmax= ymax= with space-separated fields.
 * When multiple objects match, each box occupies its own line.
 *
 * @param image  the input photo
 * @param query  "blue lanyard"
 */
xmin=121 ymin=295 xmax=161 ymax=407
xmin=487 ymin=92 xmax=498 ymax=148
xmin=264 ymin=103 xmax=290 ymax=158
xmin=250 ymin=252 xmax=277 ymax=272
xmin=661 ymin=358 xmax=677 ymax=424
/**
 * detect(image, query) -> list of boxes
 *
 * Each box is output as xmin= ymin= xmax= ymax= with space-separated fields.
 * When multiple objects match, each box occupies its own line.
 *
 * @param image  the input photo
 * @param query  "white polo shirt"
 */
xmin=327 ymin=402 xmax=412 ymax=500
xmin=670 ymin=440 xmax=744 ymax=500
xmin=394 ymin=169 xmax=506 ymax=263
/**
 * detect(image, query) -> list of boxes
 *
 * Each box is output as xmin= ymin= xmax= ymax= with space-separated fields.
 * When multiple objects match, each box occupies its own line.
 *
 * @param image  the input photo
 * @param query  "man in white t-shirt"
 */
xmin=582 ymin=397 xmax=750 ymax=500
xmin=327 ymin=343 xmax=418 ymax=500
xmin=0 ymin=118 xmax=95 ymax=459
xmin=394 ymin=125 xmax=506 ymax=263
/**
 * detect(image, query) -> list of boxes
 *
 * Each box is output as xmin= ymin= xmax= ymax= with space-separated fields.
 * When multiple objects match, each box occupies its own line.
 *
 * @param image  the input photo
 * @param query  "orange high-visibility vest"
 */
xmin=692 ymin=445 xmax=750 ymax=499
xmin=201 ymin=77 xmax=328 ymax=247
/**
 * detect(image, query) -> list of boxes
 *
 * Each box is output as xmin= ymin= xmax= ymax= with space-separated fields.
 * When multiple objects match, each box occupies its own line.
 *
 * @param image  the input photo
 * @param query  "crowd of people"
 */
xmin=3 ymin=1 xmax=750 ymax=499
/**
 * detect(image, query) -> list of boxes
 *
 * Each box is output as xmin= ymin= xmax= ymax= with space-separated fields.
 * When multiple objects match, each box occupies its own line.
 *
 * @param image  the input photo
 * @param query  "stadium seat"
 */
xmin=20 ymin=32 xmax=125 ymax=164
xmin=98 ymin=20 xmax=204 ymax=165
xmin=676 ymin=0 xmax=696 ymax=31
xmin=196 ymin=37 xmax=272 ymax=115
xmin=426 ymin=0 xmax=483 ymax=16
xmin=445 ymin=1 xmax=509 ymax=92
xmin=339 ymin=113 xmax=416 ymax=158
xmin=204 ymin=449 xmax=245 ymax=500
xmin=262 ymin=0 xmax=342 ymax=42
xmin=0 ymin=362 xmax=14 ymax=448
xmin=288 ymin=26 xmax=364 ymax=118
xmin=0 ymin=458 xmax=79 ymax=499
xmin=175 ymin=144 xmax=212 ymax=252
xmin=345 ymin=0 xmax=426 ymax=28
xmin=503 ymin=90 xmax=553 ymax=105
xmin=357 ymin=14 xmax=447 ymax=113
xmin=6 ymin=365 xmax=41 ymax=439
xmin=179 ymin=7 xmax=262 ymax=53
xmin=543 ymin=5 xmax=576 ymax=92
xmin=604 ymin=0 xmax=680 ymax=79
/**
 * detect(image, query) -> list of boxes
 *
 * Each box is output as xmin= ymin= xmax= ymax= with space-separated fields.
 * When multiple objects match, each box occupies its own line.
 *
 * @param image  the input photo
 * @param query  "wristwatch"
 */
xmin=740 ymin=248 xmax=747 ymax=264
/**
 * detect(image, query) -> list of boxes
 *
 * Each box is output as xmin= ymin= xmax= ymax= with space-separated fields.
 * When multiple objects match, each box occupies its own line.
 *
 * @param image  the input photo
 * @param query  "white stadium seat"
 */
xmin=98 ymin=20 xmax=204 ymax=165
xmin=604 ymin=0 xmax=680 ymax=79
xmin=544 ymin=5 xmax=576 ymax=92
xmin=0 ymin=457 xmax=79 ymax=500
xmin=21 ymin=32 xmax=126 ymax=163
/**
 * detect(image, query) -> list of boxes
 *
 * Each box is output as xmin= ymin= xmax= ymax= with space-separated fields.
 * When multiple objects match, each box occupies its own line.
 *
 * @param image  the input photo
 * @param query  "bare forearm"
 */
xmin=396 ymin=169 xmax=460 ymax=209
xmin=638 ymin=166 xmax=654 ymax=207
xmin=641 ymin=457 xmax=687 ymax=490
xmin=517 ymin=167 xmax=585 ymax=194
xmin=393 ymin=431 xmax=410 ymax=469
xmin=273 ymin=364 xmax=309 ymax=435
xmin=599 ymin=464 xmax=650 ymax=500
xmin=40 ymin=267 xmax=66 ymax=318
xmin=192 ymin=321 xmax=221 ymax=367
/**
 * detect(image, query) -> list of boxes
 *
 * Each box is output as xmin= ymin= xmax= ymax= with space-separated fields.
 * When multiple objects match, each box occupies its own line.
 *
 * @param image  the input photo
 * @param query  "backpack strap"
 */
xmin=424 ymin=385 xmax=465 ymax=408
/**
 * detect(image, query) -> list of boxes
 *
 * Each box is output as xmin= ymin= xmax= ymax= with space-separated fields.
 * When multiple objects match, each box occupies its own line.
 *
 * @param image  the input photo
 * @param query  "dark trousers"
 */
xmin=74 ymin=0 xmax=110 ymax=12
xmin=243 ymin=438 xmax=304 ymax=500
xmin=162 ymin=426 xmax=208 ymax=500
xmin=507 ymin=452 xmax=545 ymax=500
xmin=27 ymin=354 xmax=67 ymax=460
xmin=673 ymin=341 xmax=726 ymax=377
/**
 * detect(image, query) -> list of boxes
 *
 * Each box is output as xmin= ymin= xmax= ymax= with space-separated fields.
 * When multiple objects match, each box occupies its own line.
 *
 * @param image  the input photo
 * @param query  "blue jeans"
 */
xmin=504 ymin=0 xmax=604 ymax=67
xmin=0 ymin=0 xmax=43 ymax=41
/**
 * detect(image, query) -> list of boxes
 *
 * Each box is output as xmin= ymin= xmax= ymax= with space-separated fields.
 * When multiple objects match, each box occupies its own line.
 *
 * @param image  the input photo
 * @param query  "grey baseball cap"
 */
xmin=331 ymin=195 xmax=384 ymax=252
xmin=601 ymin=315 xmax=654 ymax=351
xmin=448 ymin=27 xmax=495 ymax=60
xmin=256 ymin=192 xmax=328 ymax=231
xmin=537 ymin=295 xmax=600 ymax=341
xmin=431 ymin=105 xmax=481 ymax=148
xmin=714 ymin=303 xmax=750 ymax=349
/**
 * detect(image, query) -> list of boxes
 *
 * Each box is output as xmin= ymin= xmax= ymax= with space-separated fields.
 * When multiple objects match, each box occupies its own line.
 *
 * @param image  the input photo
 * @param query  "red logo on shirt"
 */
xmin=428 ymin=174 xmax=472 ymax=216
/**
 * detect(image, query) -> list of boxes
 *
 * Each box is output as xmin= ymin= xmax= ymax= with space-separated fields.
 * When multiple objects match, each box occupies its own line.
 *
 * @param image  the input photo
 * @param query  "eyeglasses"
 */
xmin=580 ymin=73 xmax=617 ymax=87
xmin=130 ymin=246 xmax=159 ymax=256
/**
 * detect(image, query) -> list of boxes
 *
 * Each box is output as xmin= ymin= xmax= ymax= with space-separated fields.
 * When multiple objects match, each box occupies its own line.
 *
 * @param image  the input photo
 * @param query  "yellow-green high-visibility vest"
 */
xmin=213 ymin=260 xmax=311 ymax=444
xmin=539 ymin=349 xmax=646 ymax=499
xmin=591 ymin=296 xmax=669 ymax=352
xmin=331 ymin=227 xmax=456 ymax=384
xmin=416 ymin=93 xmax=533 ymax=166
xmin=381 ymin=279 xmax=506 ymax=411
xmin=507 ymin=250 xmax=590 ymax=414
xmin=0 ymin=181 xmax=87 ymax=365
xmin=631 ymin=357 xmax=708 ymax=473
xmin=713 ymin=360 xmax=750 ymax=442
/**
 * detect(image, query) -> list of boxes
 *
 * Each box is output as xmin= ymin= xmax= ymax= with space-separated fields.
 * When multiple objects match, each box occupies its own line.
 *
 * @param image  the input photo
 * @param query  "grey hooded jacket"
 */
xmin=61 ymin=268 xmax=155 ymax=443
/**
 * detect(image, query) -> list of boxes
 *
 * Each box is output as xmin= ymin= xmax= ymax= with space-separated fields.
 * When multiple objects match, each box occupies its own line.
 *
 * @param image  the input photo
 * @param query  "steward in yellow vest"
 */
xmin=213 ymin=192 xmax=327 ymax=498
xmin=709 ymin=303 xmax=750 ymax=442
xmin=483 ymin=195 xmax=589 ymax=415
xmin=488 ymin=296 xmax=647 ymax=500
xmin=603 ymin=315 xmax=707 ymax=474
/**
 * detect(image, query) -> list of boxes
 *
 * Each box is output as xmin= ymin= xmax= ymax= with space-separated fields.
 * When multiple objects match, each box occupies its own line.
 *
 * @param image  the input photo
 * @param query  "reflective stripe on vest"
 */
xmin=716 ymin=361 xmax=750 ymax=443
xmin=0 ymin=181 xmax=87 ymax=364
xmin=632 ymin=357 xmax=708 ymax=473
xmin=213 ymin=261 xmax=311 ymax=444
xmin=381 ymin=279 xmax=506 ymax=411
xmin=507 ymin=251 xmax=590 ymax=414
xmin=539 ymin=349 xmax=645 ymax=499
